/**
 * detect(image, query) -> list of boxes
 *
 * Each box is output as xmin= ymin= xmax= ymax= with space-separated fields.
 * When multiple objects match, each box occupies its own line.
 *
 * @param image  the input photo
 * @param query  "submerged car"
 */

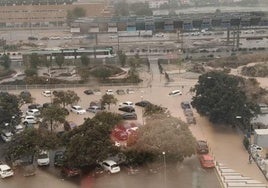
xmin=199 ymin=154 xmax=215 ymax=169
xmin=100 ymin=160 xmax=120 ymax=174
xmin=135 ymin=100 xmax=151 ymax=107
xmin=37 ymin=151 xmax=50 ymax=166
xmin=0 ymin=164 xmax=14 ymax=178
xmin=118 ymin=106 xmax=135 ymax=113
xmin=196 ymin=140 xmax=209 ymax=154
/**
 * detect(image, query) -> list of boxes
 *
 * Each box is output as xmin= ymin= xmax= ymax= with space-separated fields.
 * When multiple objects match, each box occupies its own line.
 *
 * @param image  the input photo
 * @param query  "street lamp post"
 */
xmin=141 ymin=96 xmax=144 ymax=125
xmin=162 ymin=151 xmax=167 ymax=188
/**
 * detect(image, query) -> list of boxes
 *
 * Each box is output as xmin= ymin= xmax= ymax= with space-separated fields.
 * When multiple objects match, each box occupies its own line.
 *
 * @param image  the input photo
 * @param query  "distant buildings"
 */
xmin=0 ymin=0 xmax=112 ymax=29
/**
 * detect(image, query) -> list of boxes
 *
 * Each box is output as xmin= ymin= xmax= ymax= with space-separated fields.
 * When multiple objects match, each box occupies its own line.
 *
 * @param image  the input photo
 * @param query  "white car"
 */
xmin=126 ymin=88 xmax=135 ymax=94
xmin=106 ymin=89 xmax=114 ymax=95
xmin=70 ymin=105 xmax=86 ymax=114
xmin=22 ymin=116 xmax=39 ymax=125
xmin=0 ymin=164 xmax=14 ymax=178
xmin=168 ymin=90 xmax=182 ymax=96
xmin=100 ymin=160 xmax=120 ymax=174
xmin=26 ymin=109 xmax=40 ymax=116
xmin=14 ymin=124 xmax=24 ymax=134
xmin=37 ymin=151 xmax=50 ymax=166
xmin=119 ymin=101 xmax=134 ymax=107
xmin=1 ymin=130 xmax=13 ymax=142
xmin=42 ymin=90 xmax=52 ymax=97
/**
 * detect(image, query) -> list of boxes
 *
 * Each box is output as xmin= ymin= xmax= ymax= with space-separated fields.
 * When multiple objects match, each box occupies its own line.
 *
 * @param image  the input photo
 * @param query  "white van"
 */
xmin=168 ymin=90 xmax=182 ymax=96
xmin=42 ymin=90 xmax=52 ymax=97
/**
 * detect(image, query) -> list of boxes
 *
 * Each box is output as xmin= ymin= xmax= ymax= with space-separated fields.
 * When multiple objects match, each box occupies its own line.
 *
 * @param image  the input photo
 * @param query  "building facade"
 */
xmin=0 ymin=1 xmax=112 ymax=29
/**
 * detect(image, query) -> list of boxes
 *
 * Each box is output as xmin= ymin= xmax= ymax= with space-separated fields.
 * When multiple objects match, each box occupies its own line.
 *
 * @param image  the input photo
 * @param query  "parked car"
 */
xmin=1 ymin=130 xmax=13 ymax=142
xmin=84 ymin=90 xmax=94 ymax=95
xmin=121 ymin=112 xmax=137 ymax=120
xmin=22 ymin=116 xmax=39 ymax=125
xmin=100 ymin=160 xmax=120 ymax=174
xmin=196 ymin=140 xmax=209 ymax=154
xmin=42 ymin=102 xmax=52 ymax=108
xmin=199 ymin=154 xmax=215 ymax=168
xmin=87 ymin=106 xmax=102 ymax=113
xmin=93 ymin=89 xmax=102 ymax=95
xmin=184 ymin=108 xmax=193 ymax=116
xmin=42 ymin=90 xmax=52 ymax=97
xmin=70 ymin=105 xmax=86 ymax=114
xmin=37 ymin=151 xmax=50 ymax=166
xmin=116 ymin=89 xmax=126 ymax=95
xmin=26 ymin=109 xmax=40 ymax=116
xmin=28 ymin=36 xmax=38 ymax=40
xmin=61 ymin=166 xmax=80 ymax=177
xmin=126 ymin=88 xmax=135 ymax=94
xmin=64 ymin=121 xmax=77 ymax=131
xmin=168 ymin=90 xmax=182 ymax=96
xmin=54 ymin=151 xmax=65 ymax=167
xmin=186 ymin=116 xmax=196 ymax=124
xmin=135 ymin=100 xmax=151 ymax=107
xmin=118 ymin=106 xmax=135 ymax=113
xmin=28 ymin=103 xmax=42 ymax=110
xmin=106 ymin=89 xmax=114 ymax=95
xmin=119 ymin=101 xmax=134 ymax=108
xmin=181 ymin=101 xmax=191 ymax=110
xmin=13 ymin=124 xmax=24 ymax=134
xmin=0 ymin=163 xmax=14 ymax=178
xmin=92 ymin=164 xmax=105 ymax=177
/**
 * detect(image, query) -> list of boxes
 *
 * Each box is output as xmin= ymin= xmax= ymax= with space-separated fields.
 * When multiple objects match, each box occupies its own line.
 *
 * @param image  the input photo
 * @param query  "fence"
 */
xmin=0 ymin=83 xmax=142 ymax=91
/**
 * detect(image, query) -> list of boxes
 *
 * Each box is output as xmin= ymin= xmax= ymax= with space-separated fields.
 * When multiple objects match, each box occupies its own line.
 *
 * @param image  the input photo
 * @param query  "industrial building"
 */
xmin=72 ymin=11 xmax=268 ymax=33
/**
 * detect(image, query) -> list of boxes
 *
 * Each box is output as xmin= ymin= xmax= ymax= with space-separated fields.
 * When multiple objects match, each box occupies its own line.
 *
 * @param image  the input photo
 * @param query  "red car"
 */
xmin=61 ymin=166 xmax=81 ymax=177
xmin=199 ymin=154 xmax=215 ymax=169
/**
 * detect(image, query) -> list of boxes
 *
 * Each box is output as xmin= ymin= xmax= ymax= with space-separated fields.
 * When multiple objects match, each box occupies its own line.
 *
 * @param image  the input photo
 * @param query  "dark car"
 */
xmin=42 ymin=102 xmax=52 ymax=108
xmin=54 ymin=151 xmax=65 ymax=167
xmin=135 ymin=100 xmax=151 ymax=107
xmin=181 ymin=101 xmax=191 ymax=110
xmin=121 ymin=112 xmax=137 ymax=120
xmin=28 ymin=103 xmax=43 ymax=110
xmin=92 ymin=164 xmax=105 ymax=177
xmin=116 ymin=89 xmax=126 ymax=95
xmin=118 ymin=106 xmax=135 ymax=113
xmin=61 ymin=166 xmax=80 ymax=177
xmin=84 ymin=90 xmax=94 ymax=95
xmin=196 ymin=140 xmax=209 ymax=154
xmin=64 ymin=121 xmax=77 ymax=131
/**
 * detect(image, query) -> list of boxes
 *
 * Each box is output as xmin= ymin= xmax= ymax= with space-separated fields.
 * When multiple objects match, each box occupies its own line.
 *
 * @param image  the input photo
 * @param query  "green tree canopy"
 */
xmin=130 ymin=115 xmax=196 ymax=162
xmin=7 ymin=128 xmax=59 ymax=160
xmin=118 ymin=50 xmax=127 ymax=67
xmin=64 ymin=112 xmax=122 ymax=167
xmin=101 ymin=94 xmax=117 ymax=110
xmin=0 ymin=92 xmax=20 ymax=125
xmin=191 ymin=71 xmax=259 ymax=128
xmin=53 ymin=90 xmax=80 ymax=107
xmin=0 ymin=54 xmax=11 ymax=69
xmin=41 ymin=104 xmax=67 ymax=132
xmin=55 ymin=54 xmax=65 ymax=68
xmin=29 ymin=53 xmax=39 ymax=69
xmin=80 ymin=54 xmax=90 ymax=67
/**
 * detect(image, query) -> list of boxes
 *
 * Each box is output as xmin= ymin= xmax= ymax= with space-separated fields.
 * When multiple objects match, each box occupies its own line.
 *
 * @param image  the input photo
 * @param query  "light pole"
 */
xmin=141 ymin=96 xmax=144 ymax=125
xmin=162 ymin=151 xmax=167 ymax=188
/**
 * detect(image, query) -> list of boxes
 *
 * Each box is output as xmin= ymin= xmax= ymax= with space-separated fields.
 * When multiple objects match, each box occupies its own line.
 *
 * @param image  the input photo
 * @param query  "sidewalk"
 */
xmin=189 ymin=114 xmax=268 ymax=184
